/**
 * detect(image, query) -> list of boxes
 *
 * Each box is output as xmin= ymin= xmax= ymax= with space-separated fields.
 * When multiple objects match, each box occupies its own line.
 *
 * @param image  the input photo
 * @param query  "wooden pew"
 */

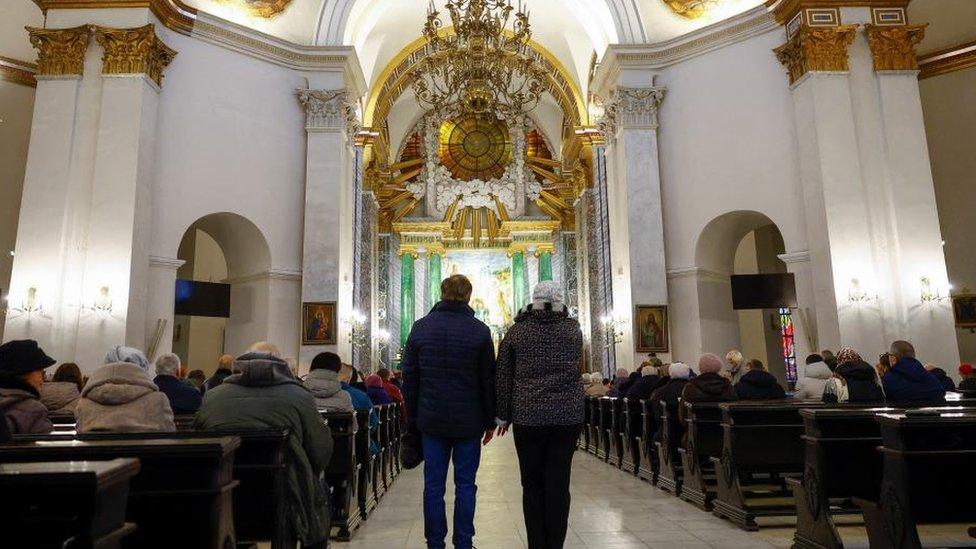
xmin=607 ymin=398 xmax=624 ymax=468
xmin=0 ymin=437 xmax=240 ymax=548
xmin=0 ymin=458 xmax=140 ymax=549
xmin=321 ymin=411 xmax=360 ymax=541
xmin=678 ymin=401 xmax=724 ymax=511
xmin=854 ymin=411 xmax=976 ymax=549
xmin=588 ymin=397 xmax=602 ymax=457
xmin=580 ymin=396 xmax=592 ymax=452
xmin=655 ymin=399 xmax=683 ymax=495
xmin=637 ymin=399 xmax=659 ymax=484
xmin=354 ymin=408 xmax=378 ymax=519
xmin=375 ymin=405 xmax=389 ymax=498
xmin=597 ymin=397 xmax=612 ymax=461
xmin=621 ymin=398 xmax=641 ymax=475
xmin=384 ymin=405 xmax=397 ymax=484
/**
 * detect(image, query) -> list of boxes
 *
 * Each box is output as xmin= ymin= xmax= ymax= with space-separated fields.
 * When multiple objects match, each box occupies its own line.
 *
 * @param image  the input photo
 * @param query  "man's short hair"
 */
xmin=747 ymin=359 xmax=766 ymax=371
xmin=218 ymin=354 xmax=235 ymax=370
xmin=310 ymin=352 xmax=342 ymax=373
xmin=377 ymin=368 xmax=391 ymax=380
xmin=248 ymin=341 xmax=281 ymax=358
xmin=155 ymin=353 xmax=181 ymax=376
xmin=890 ymin=340 xmax=915 ymax=359
xmin=441 ymin=274 xmax=473 ymax=302
xmin=806 ymin=354 xmax=823 ymax=365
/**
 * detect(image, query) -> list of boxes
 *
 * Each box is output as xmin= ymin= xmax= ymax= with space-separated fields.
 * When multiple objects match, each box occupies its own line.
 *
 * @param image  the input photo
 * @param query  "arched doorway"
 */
xmin=172 ymin=213 xmax=271 ymax=374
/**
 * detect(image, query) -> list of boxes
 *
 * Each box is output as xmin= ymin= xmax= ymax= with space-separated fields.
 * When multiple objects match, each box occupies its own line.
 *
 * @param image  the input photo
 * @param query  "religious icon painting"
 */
xmin=952 ymin=294 xmax=976 ymax=328
xmin=302 ymin=302 xmax=337 ymax=345
xmin=634 ymin=305 xmax=669 ymax=353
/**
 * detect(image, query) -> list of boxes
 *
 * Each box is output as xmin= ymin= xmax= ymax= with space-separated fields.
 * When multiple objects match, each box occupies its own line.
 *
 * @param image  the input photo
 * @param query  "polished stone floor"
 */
xmin=331 ymin=435 xmax=975 ymax=548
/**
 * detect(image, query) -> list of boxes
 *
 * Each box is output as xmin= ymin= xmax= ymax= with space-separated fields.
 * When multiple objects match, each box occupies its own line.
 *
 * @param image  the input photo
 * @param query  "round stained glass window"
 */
xmin=439 ymin=115 xmax=512 ymax=181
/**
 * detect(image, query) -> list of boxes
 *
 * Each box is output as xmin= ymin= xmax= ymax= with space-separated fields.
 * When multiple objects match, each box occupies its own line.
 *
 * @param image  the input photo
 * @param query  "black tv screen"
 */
xmin=174 ymin=279 xmax=231 ymax=318
xmin=731 ymin=273 xmax=797 ymax=310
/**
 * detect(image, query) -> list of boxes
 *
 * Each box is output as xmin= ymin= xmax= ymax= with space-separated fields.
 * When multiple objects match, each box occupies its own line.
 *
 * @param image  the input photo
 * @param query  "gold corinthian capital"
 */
xmin=864 ymin=24 xmax=927 ymax=72
xmin=774 ymin=25 xmax=858 ymax=86
xmin=93 ymin=24 xmax=177 ymax=87
xmin=25 ymin=25 xmax=91 ymax=77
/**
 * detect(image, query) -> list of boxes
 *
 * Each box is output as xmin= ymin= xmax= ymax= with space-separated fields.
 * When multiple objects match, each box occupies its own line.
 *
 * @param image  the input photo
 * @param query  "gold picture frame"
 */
xmin=302 ymin=302 xmax=337 ymax=346
xmin=952 ymin=294 xmax=976 ymax=328
xmin=634 ymin=305 xmax=669 ymax=353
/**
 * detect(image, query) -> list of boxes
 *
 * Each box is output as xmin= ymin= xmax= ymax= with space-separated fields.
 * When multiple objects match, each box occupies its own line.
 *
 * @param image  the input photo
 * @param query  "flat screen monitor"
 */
xmin=174 ymin=279 xmax=231 ymax=318
xmin=731 ymin=273 xmax=797 ymax=310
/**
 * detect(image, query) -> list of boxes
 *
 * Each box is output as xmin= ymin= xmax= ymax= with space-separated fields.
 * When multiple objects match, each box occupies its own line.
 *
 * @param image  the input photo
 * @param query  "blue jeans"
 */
xmin=422 ymin=434 xmax=482 ymax=549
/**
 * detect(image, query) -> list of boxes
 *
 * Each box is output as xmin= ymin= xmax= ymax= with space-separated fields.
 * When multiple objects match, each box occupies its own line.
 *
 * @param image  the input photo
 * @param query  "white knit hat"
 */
xmin=532 ymin=281 xmax=564 ymax=304
xmin=669 ymin=362 xmax=691 ymax=379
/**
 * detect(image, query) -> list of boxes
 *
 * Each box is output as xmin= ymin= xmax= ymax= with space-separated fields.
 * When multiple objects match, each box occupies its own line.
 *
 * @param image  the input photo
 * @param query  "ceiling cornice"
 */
xmin=0 ymin=56 xmax=37 ymax=88
xmin=763 ymin=0 xmax=910 ymax=24
xmin=918 ymin=39 xmax=976 ymax=79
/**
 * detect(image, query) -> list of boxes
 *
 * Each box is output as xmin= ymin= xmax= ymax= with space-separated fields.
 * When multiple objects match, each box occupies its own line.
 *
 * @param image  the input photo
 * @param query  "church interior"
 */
xmin=1 ymin=0 xmax=976 ymax=547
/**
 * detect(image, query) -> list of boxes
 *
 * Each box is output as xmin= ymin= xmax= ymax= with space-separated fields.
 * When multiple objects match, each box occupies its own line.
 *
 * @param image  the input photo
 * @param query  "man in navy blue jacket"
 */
xmin=153 ymin=353 xmax=202 ymax=415
xmin=402 ymin=274 xmax=497 ymax=549
xmin=883 ymin=340 xmax=946 ymax=403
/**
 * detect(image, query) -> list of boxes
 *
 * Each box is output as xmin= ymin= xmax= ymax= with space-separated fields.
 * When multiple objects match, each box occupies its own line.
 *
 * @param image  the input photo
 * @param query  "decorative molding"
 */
xmin=666 ymin=266 xmax=730 ymax=283
xmin=93 ymin=24 xmax=177 ymax=87
xmin=774 ymin=24 xmax=857 ymax=85
xmin=871 ymin=7 xmax=905 ymax=25
xmin=296 ymin=88 xmax=360 ymax=135
xmin=918 ymin=40 xmax=976 ymax=80
xmin=765 ymin=0 xmax=909 ymax=25
xmin=391 ymin=221 xmax=452 ymax=236
xmin=225 ymin=268 xmax=301 ymax=285
xmin=777 ymin=250 xmax=811 ymax=264
xmin=149 ymin=255 xmax=186 ymax=269
xmin=864 ymin=24 xmax=926 ymax=72
xmin=599 ymin=86 xmax=666 ymax=140
xmin=0 ymin=56 xmax=38 ymax=87
xmin=26 ymin=24 xmax=90 ymax=77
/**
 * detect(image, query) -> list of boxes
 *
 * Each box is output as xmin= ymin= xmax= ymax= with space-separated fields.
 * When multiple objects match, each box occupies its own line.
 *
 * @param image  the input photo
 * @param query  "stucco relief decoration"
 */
xmin=774 ymin=25 xmax=857 ymax=85
xmin=213 ymin=0 xmax=293 ymax=18
xmin=296 ymin=88 xmax=361 ymax=137
xmin=598 ymin=86 xmax=666 ymax=142
xmin=26 ymin=25 xmax=91 ymax=77
xmin=94 ymin=24 xmax=177 ymax=87
xmin=864 ymin=24 xmax=927 ymax=71
xmin=662 ymin=0 xmax=718 ymax=19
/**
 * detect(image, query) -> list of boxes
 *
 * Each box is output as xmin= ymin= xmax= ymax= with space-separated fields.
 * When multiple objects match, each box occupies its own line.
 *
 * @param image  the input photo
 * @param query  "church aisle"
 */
xmin=332 ymin=435 xmax=789 ymax=549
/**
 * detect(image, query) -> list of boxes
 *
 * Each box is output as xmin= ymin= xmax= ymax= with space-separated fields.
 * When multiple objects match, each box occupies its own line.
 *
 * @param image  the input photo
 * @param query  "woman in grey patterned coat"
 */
xmin=496 ymin=280 xmax=583 ymax=549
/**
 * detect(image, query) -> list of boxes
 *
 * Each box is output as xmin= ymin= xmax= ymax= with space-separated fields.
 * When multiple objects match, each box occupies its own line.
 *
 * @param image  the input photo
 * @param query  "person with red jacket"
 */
xmin=377 ymin=368 xmax=406 ymax=423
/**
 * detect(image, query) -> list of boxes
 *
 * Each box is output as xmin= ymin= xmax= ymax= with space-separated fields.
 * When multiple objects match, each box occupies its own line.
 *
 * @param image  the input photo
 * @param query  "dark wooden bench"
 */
xmin=637 ymin=399 xmax=659 ymax=484
xmin=0 ymin=437 xmax=240 ymax=548
xmin=607 ymin=397 xmax=624 ymax=468
xmin=354 ymin=408 xmax=378 ymax=520
xmin=0 ymin=458 xmax=140 ymax=549
xmin=655 ymin=399 xmax=683 ymax=495
xmin=588 ymin=397 xmax=602 ymax=458
xmin=321 ymin=411 xmax=360 ymax=540
xmin=855 ymin=410 xmax=976 ymax=549
xmin=598 ymin=397 xmax=613 ymax=461
xmin=678 ymin=401 xmax=723 ymax=511
xmin=621 ymin=398 xmax=641 ymax=475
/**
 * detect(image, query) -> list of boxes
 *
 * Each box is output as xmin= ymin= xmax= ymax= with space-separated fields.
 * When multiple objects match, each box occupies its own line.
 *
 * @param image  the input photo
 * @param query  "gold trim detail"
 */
xmin=864 ymin=24 xmax=926 ymax=72
xmin=213 ymin=0 xmax=291 ymax=18
xmin=918 ymin=40 xmax=976 ymax=80
xmin=0 ymin=56 xmax=38 ymax=87
xmin=663 ymin=0 xmax=718 ymax=19
xmin=765 ymin=0 xmax=908 ymax=25
xmin=26 ymin=25 xmax=90 ymax=76
xmin=94 ymin=24 xmax=177 ymax=86
xmin=773 ymin=24 xmax=857 ymax=85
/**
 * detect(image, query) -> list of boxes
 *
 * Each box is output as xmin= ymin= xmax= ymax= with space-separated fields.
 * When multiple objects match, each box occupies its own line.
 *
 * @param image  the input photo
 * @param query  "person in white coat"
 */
xmin=792 ymin=354 xmax=833 ymax=399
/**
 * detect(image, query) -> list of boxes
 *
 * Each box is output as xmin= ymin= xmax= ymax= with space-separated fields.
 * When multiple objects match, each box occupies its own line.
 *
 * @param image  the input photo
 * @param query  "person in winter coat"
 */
xmin=925 ymin=364 xmax=956 ymax=391
xmin=377 ymin=368 xmax=407 ymax=424
xmin=0 ymin=340 xmax=55 ymax=434
xmin=153 ymin=353 xmax=203 ymax=415
xmin=401 ymin=274 xmax=497 ymax=549
xmin=823 ymin=347 xmax=885 ymax=403
xmin=74 ymin=346 xmax=176 ymax=433
xmin=607 ymin=368 xmax=630 ymax=397
xmin=882 ymin=340 xmax=946 ymax=403
xmin=612 ymin=371 xmax=641 ymax=399
xmin=585 ymin=372 xmax=608 ymax=397
xmin=625 ymin=365 xmax=661 ymax=402
xmin=792 ymin=354 xmax=832 ymax=400
xmin=340 ymin=363 xmax=379 ymax=456
xmin=365 ymin=374 xmax=393 ymax=405
xmin=195 ymin=351 xmax=333 ymax=549
xmin=39 ymin=362 xmax=84 ymax=413
xmin=679 ymin=354 xmax=737 ymax=422
xmin=304 ymin=352 xmax=354 ymax=411
xmin=204 ymin=354 xmax=235 ymax=392
xmin=495 ymin=281 xmax=583 ymax=549
xmin=735 ymin=359 xmax=787 ymax=400
xmin=649 ymin=362 xmax=692 ymax=443
xmin=959 ymin=363 xmax=976 ymax=392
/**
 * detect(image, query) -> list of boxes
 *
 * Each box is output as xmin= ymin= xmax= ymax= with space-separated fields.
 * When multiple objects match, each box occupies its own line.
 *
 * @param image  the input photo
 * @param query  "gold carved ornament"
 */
xmin=774 ymin=24 xmax=857 ymax=85
xmin=94 ymin=24 xmax=177 ymax=87
xmin=663 ymin=0 xmax=718 ymax=19
xmin=25 ymin=25 xmax=91 ymax=77
xmin=864 ymin=24 xmax=926 ymax=71
xmin=213 ymin=0 xmax=292 ymax=18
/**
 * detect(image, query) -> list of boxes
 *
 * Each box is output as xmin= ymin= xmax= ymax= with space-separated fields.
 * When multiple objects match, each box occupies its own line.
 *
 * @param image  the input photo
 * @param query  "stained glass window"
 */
xmin=779 ymin=307 xmax=797 ymax=389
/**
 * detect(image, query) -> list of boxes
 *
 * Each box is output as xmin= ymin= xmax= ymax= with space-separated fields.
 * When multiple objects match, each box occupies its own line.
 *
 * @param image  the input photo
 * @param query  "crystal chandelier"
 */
xmin=412 ymin=0 xmax=547 ymax=117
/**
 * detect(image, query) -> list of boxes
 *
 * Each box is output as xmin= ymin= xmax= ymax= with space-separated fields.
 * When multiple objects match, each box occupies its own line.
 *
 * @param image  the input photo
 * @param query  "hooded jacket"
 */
xmin=38 ymin=380 xmax=81 ymax=412
xmin=194 ymin=352 xmax=333 ymax=546
xmin=735 ymin=369 xmax=787 ymax=400
xmin=928 ymin=368 xmax=956 ymax=392
xmin=679 ymin=372 xmax=737 ymax=422
xmin=496 ymin=304 xmax=584 ymax=426
xmin=883 ymin=357 xmax=946 ymax=403
xmin=74 ymin=363 xmax=175 ymax=432
xmin=0 ymin=375 xmax=53 ymax=434
xmin=792 ymin=361 xmax=832 ymax=400
xmin=824 ymin=360 xmax=885 ymax=403
xmin=304 ymin=369 xmax=354 ymax=412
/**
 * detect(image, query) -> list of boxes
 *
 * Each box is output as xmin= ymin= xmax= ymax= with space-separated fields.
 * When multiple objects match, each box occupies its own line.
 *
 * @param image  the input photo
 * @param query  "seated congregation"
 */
xmin=0 ymin=338 xmax=406 ymax=548
xmin=581 ymin=340 xmax=976 ymax=548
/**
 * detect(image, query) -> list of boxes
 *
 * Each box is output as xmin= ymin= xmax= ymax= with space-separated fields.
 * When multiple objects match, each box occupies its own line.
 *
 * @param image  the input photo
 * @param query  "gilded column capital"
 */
xmin=26 ymin=25 xmax=91 ymax=77
xmin=296 ymin=88 xmax=361 ymax=137
xmin=93 ymin=24 xmax=176 ymax=87
xmin=598 ymin=86 xmax=666 ymax=141
xmin=864 ymin=24 xmax=927 ymax=72
xmin=774 ymin=24 xmax=857 ymax=86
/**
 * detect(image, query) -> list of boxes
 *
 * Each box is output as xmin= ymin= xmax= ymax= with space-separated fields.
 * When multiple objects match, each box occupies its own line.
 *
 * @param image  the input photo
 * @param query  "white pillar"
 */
xmin=145 ymin=256 xmax=184 ymax=361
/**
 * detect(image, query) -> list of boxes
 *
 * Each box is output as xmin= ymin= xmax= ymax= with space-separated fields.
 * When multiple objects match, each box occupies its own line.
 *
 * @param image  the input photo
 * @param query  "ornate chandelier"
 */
xmin=412 ymin=0 xmax=547 ymax=117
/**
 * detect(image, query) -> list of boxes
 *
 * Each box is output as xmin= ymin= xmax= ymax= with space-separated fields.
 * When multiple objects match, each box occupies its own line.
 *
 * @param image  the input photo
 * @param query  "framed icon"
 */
xmin=634 ymin=305 xmax=669 ymax=353
xmin=302 ymin=301 xmax=337 ymax=345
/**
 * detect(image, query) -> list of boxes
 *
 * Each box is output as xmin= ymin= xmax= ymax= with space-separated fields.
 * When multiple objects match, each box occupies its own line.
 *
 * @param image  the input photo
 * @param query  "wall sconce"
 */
xmin=345 ymin=310 xmax=370 ymax=350
xmin=920 ymin=277 xmax=950 ymax=303
xmin=847 ymin=278 xmax=875 ymax=303
xmin=86 ymin=286 xmax=113 ymax=313
xmin=601 ymin=313 xmax=626 ymax=348
xmin=6 ymin=286 xmax=42 ymax=315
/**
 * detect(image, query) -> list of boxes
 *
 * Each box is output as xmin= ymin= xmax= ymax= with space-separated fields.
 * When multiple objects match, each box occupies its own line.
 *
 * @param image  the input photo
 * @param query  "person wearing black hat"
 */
xmin=0 ymin=339 xmax=55 ymax=434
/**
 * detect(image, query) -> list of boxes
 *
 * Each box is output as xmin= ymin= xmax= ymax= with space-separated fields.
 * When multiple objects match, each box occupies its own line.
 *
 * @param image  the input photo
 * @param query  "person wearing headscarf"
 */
xmin=679 ymin=354 xmax=737 ymax=422
xmin=365 ymin=374 xmax=393 ymax=405
xmin=496 ymin=280 xmax=584 ymax=549
xmin=823 ymin=347 xmax=885 ymax=403
xmin=648 ymin=362 xmax=692 ymax=443
xmin=585 ymin=372 xmax=608 ymax=397
xmin=0 ymin=340 xmax=55 ymax=434
xmin=74 ymin=346 xmax=175 ymax=432
xmin=792 ymin=354 xmax=832 ymax=400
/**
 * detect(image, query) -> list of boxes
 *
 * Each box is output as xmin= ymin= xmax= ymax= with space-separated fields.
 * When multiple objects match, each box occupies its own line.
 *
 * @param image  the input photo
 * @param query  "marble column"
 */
xmin=538 ymin=250 xmax=553 ymax=282
xmin=526 ymin=248 xmax=540 ymax=293
xmin=427 ymin=250 xmax=442 ymax=307
xmin=145 ymin=256 xmax=185 ymax=360
xmin=399 ymin=251 xmax=416 ymax=347
xmin=415 ymin=249 xmax=428 ymax=321
xmin=511 ymin=251 xmax=528 ymax=311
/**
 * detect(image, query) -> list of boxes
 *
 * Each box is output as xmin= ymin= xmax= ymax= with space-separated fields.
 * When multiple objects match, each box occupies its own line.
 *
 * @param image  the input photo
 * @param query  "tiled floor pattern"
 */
xmin=330 ymin=435 xmax=975 ymax=548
